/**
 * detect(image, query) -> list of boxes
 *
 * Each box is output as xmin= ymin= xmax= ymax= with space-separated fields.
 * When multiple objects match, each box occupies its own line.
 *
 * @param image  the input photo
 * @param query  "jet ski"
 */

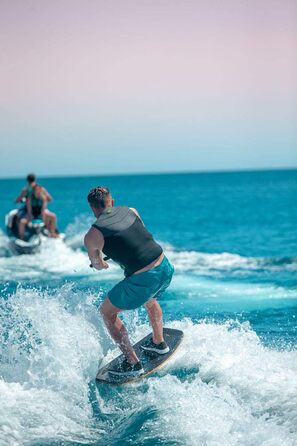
xmin=5 ymin=208 xmax=48 ymax=255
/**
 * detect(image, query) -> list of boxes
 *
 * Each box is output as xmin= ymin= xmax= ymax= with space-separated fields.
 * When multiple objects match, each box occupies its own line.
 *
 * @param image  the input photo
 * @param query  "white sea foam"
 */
xmin=172 ymin=274 xmax=297 ymax=301
xmin=102 ymin=320 xmax=297 ymax=445
xmin=64 ymin=214 xmax=93 ymax=250
xmin=0 ymin=233 xmax=121 ymax=281
xmin=0 ymin=289 xmax=296 ymax=445
xmin=0 ymin=287 xmax=105 ymax=445
xmin=1 ymin=220 xmax=296 ymax=281
xmin=0 ymin=230 xmax=10 ymax=257
xmin=166 ymin=246 xmax=297 ymax=276
xmin=0 ymin=234 xmax=296 ymax=305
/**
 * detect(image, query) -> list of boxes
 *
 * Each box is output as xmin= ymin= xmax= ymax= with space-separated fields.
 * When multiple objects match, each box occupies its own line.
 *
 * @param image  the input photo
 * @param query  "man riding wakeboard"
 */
xmin=84 ymin=186 xmax=174 ymax=377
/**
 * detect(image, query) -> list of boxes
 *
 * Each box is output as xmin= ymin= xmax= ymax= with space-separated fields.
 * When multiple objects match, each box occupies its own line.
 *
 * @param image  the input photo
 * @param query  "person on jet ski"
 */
xmin=18 ymin=184 xmax=47 ymax=239
xmin=15 ymin=174 xmax=58 ymax=238
xmin=15 ymin=173 xmax=52 ymax=207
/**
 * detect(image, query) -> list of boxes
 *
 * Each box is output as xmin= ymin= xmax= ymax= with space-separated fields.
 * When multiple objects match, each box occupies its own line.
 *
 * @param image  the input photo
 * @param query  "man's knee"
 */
xmin=100 ymin=297 xmax=119 ymax=320
xmin=44 ymin=210 xmax=56 ymax=219
xmin=145 ymin=297 xmax=158 ymax=310
xmin=99 ymin=302 xmax=107 ymax=317
xmin=99 ymin=302 xmax=108 ymax=318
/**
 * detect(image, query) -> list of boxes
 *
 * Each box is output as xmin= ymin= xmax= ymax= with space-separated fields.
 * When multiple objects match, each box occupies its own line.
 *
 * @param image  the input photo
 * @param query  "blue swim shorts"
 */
xmin=108 ymin=256 xmax=174 ymax=310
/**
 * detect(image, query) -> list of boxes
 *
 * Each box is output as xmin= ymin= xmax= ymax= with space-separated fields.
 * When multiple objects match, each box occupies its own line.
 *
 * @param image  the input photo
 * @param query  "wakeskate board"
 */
xmin=96 ymin=327 xmax=183 ymax=385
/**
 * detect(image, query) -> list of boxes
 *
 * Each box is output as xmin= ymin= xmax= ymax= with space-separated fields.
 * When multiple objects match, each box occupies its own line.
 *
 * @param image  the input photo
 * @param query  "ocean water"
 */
xmin=0 ymin=169 xmax=296 ymax=446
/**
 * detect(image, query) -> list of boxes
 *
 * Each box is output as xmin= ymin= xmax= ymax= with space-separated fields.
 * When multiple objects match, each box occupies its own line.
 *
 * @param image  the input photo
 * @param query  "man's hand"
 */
xmin=90 ymin=259 xmax=109 ymax=270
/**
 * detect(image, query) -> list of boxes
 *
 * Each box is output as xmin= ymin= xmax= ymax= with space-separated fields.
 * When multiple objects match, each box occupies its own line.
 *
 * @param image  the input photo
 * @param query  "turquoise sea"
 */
xmin=0 ymin=169 xmax=296 ymax=445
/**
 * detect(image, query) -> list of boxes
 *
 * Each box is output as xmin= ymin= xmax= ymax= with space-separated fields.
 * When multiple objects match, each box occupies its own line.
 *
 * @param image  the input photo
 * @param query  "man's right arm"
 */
xmin=15 ymin=187 xmax=27 ymax=203
xmin=84 ymin=227 xmax=109 ymax=270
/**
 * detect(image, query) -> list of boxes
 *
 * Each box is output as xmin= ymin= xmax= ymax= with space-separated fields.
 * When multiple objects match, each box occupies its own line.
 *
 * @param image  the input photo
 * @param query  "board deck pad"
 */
xmin=96 ymin=327 xmax=184 ymax=385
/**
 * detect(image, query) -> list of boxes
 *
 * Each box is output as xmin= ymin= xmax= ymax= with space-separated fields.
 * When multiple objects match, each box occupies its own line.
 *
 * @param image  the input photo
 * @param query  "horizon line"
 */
xmin=0 ymin=166 xmax=296 ymax=181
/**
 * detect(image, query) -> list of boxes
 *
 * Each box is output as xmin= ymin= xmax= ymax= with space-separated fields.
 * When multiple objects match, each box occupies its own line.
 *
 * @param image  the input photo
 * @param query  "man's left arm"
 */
xmin=43 ymin=187 xmax=53 ymax=202
xmin=84 ymin=227 xmax=109 ymax=270
xmin=40 ymin=196 xmax=48 ymax=219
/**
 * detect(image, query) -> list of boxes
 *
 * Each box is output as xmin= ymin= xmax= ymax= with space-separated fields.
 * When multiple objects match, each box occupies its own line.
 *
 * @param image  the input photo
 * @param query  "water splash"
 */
xmin=0 ymin=288 xmax=296 ymax=446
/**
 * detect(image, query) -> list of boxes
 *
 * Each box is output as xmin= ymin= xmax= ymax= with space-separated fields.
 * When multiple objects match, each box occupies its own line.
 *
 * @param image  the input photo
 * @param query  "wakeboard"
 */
xmin=96 ymin=327 xmax=183 ymax=385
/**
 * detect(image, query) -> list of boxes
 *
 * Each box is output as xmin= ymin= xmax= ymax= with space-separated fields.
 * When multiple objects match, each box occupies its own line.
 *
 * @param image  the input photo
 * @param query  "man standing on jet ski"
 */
xmin=15 ymin=174 xmax=58 ymax=238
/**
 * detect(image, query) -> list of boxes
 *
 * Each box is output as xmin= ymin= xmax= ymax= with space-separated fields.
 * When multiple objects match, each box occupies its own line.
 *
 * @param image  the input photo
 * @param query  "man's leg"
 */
xmin=18 ymin=218 xmax=27 ymax=240
xmin=44 ymin=211 xmax=58 ymax=237
xmin=100 ymin=297 xmax=139 ymax=364
xmin=145 ymin=298 xmax=164 ymax=344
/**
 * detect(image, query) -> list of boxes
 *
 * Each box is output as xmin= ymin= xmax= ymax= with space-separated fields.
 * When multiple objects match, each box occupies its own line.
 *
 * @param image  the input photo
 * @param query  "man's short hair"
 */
xmin=27 ymin=173 xmax=36 ymax=183
xmin=87 ymin=186 xmax=111 ymax=209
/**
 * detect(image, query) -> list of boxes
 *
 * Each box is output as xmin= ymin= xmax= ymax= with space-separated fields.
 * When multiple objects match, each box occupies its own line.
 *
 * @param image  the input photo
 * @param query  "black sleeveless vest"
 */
xmin=92 ymin=206 xmax=163 ymax=276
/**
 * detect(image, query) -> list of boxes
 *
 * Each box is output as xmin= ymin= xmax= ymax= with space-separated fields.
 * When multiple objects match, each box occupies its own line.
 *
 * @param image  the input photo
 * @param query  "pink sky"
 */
xmin=0 ymin=0 xmax=296 ymax=176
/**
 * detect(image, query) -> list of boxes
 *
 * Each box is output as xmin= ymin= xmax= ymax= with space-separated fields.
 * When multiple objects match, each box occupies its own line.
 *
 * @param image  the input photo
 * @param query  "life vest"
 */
xmin=92 ymin=206 xmax=163 ymax=276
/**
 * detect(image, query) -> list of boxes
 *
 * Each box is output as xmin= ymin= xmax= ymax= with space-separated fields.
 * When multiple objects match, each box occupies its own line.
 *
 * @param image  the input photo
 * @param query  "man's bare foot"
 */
xmin=49 ymin=232 xmax=59 ymax=238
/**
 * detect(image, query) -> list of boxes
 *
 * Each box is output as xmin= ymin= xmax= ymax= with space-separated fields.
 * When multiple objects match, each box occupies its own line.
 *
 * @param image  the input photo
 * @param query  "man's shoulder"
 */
xmin=85 ymin=225 xmax=103 ymax=239
xmin=25 ymin=186 xmax=33 ymax=197
xmin=129 ymin=207 xmax=140 ymax=217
